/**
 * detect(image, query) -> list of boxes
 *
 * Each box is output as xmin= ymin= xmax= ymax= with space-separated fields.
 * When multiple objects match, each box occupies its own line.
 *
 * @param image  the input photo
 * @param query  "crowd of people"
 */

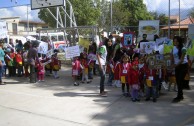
xmin=0 ymin=38 xmax=61 ymax=84
xmin=71 ymin=34 xmax=192 ymax=103
xmin=0 ymin=33 xmax=192 ymax=104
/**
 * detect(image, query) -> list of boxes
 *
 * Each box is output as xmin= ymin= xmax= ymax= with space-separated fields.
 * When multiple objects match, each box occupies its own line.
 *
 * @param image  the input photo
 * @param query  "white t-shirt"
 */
xmin=96 ymin=45 xmax=107 ymax=65
xmin=172 ymin=46 xmax=188 ymax=65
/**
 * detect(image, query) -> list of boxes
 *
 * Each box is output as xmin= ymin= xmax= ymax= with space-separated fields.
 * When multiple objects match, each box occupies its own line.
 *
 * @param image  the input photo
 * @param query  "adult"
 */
xmin=171 ymin=36 xmax=188 ymax=103
xmin=15 ymin=40 xmax=23 ymax=52
xmin=27 ymin=40 xmax=40 ymax=83
xmin=0 ymin=43 xmax=5 ymax=85
xmin=138 ymin=34 xmax=149 ymax=48
xmin=96 ymin=42 xmax=108 ymax=97
xmin=105 ymin=38 xmax=114 ymax=86
xmin=112 ymin=37 xmax=123 ymax=62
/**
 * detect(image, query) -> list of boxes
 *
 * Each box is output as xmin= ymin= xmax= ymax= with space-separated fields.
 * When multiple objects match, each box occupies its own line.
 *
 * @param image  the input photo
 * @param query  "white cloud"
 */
xmin=0 ymin=8 xmax=13 ymax=18
xmin=143 ymin=0 xmax=194 ymax=12
xmin=0 ymin=6 xmax=40 ymax=21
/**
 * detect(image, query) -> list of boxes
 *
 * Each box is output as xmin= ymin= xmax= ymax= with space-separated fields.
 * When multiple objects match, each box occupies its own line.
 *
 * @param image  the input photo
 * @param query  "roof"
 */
xmin=0 ymin=17 xmax=20 ymax=20
xmin=19 ymin=20 xmax=47 ymax=25
xmin=161 ymin=16 xmax=194 ymax=30
xmin=170 ymin=15 xmax=179 ymax=20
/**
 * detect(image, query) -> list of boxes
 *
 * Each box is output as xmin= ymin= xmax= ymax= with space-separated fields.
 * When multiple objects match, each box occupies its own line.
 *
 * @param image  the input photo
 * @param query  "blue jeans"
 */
xmin=96 ymin=64 xmax=106 ymax=93
xmin=88 ymin=67 xmax=93 ymax=79
xmin=107 ymin=70 xmax=114 ymax=85
xmin=146 ymin=86 xmax=157 ymax=99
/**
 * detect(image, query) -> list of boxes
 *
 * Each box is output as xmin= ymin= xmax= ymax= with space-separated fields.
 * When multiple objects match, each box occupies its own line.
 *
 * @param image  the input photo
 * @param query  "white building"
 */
xmin=0 ymin=17 xmax=48 ymax=36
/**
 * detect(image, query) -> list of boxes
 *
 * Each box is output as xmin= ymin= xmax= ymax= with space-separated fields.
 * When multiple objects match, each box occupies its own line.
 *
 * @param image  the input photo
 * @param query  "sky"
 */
xmin=0 ymin=0 xmax=194 ymax=21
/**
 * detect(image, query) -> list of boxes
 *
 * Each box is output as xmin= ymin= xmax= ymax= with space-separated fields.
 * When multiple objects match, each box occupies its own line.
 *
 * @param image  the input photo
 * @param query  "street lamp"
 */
xmin=110 ymin=0 xmax=112 ymax=33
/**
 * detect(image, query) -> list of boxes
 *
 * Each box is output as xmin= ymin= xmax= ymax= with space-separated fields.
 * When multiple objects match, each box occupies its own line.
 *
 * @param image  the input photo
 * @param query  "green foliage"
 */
xmin=149 ymin=12 xmax=168 ymax=25
xmin=38 ymin=0 xmax=154 ymax=31
xmin=188 ymin=7 xmax=194 ymax=18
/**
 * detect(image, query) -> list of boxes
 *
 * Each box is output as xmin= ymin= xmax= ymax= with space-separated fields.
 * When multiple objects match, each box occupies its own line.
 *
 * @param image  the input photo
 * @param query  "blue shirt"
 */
xmin=0 ymin=48 xmax=5 ymax=62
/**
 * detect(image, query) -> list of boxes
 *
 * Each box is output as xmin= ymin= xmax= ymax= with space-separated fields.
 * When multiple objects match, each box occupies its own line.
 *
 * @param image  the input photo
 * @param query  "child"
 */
xmin=113 ymin=60 xmax=121 ymax=87
xmin=51 ymin=50 xmax=61 ymax=79
xmin=145 ymin=67 xmax=158 ymax=102
xmin=167 ymin=68 xmax=177 ymax=91
xmin=119 ymin=55 xmax=131 ymax=97
xmin=81 ymin=53 xmax=91 ymax=83
xmin=72 ymin=56 xmax=82 ymax=86
xmin=138 ymin=56 xmax=147 ymax=97
xmin=129 ymin=61 xmax=140 ymax=102
xmin=37 ymin=60 xmax=45 ymax=82
xmin=15 ymin=49 xmax=23 ymax=77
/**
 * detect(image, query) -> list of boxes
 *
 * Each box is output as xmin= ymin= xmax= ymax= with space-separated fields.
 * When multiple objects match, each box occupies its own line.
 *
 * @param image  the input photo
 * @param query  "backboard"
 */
xmin=31 ymin=0 xmax=65 ymax=10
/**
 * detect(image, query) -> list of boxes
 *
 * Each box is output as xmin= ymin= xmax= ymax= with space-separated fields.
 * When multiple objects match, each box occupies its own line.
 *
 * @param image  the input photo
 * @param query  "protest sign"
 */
xmin=147 ymin=55 xmax=155 ymax=69
xmin=0 ymin=20 xmax=7 ymax=39
xmin=164 ymin=54 xmax=171 ymax=69
xmin=78 ymin=37 xmax=90 ymax=49
xmin=138 ymin=20 xmax=159 ymax=41
xmin=140 ymin=41 xmax=156 ymax=54
xmin=187 ymin=24 xmax=194 ymax=56
xmin=122 ymin=32 xmax=134 ymax=47
xmin=65 ymin=45 xmax=80 ymax=58
xmin=87 ymin=53 xmax=96 ymax=61
xmin=46 ymin=49 xmax=53 ymax=58
xmin=38 ymin=41 xmax=48 ymax=54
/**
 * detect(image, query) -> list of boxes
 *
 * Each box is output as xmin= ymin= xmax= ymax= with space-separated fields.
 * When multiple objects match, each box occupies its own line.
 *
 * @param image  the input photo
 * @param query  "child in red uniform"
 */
xmin=72 ymin=56 xmax=82 ymax=86
xmin=15 ymin=49 xmax=23 ymax=77
xmin=37 ymin=60 xmax=45 ymax=82
xmin=51 ymin=51 xmax=61 ymax=79
xmin=81 ymin=53 xmax=91 ymax=83
xmin=119 ymin=55 xmax=131 ymax=96
xmin=113 ymin=61 xmax=121 ymax=87
xmin=129 ymin=61 xmax=140 ymax=102
xmin=138 ymin=56 xmax=147 ymax=97
xmin=145 ymin=67 xmax=158 ymax=102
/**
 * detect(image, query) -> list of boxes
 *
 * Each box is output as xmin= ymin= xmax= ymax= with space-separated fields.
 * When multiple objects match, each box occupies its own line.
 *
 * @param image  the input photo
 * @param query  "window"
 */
xmin=24 ymin=24 xmax=33 ymax=31
xmin=12 ymin=23 xmax=17 ymax=35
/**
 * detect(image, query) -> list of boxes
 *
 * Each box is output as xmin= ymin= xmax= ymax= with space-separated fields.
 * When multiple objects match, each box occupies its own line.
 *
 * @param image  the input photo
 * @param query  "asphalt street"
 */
xmin=0 ymin=66 xmax=194 ymax=126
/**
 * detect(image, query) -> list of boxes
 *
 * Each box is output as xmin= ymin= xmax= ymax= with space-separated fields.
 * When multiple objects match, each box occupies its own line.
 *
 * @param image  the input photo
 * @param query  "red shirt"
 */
xmin=129 ymin=68 xmax=139 ymax=85
xmin=119 ymin=62 xmax=131 ymax=80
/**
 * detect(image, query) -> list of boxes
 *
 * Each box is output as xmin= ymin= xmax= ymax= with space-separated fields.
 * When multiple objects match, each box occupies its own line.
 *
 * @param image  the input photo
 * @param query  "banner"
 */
xmin=87 ymin=53 xmax=96 ymax=61
xmin=38 ymin=41 xmax=48 ymax=54
xmin=187 ymin=24 xmax=194 ymax=56
xmin=0 ymin=20 xmax=7 ymax=39
xmin=65 ymin=45 xmax=80 ymax=58
xmin=140 ymin=41 xmax=156 ymax=54
xmin=78 ymin=37 xmax=90 ymax=49
xmin=122 ymin=32 xmax=134 ymax=47
xmin=138 ymin=20 xmax=159 ymax=41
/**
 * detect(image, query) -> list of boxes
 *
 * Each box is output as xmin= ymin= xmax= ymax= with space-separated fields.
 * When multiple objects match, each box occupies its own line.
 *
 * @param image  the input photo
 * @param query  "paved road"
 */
xmin=0 ymin=66 xmax=194 ymax=126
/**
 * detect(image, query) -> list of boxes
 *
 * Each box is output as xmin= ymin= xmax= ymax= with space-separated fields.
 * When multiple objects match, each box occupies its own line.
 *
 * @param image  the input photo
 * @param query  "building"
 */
xmin=0 ymin=17 xmax=48 ymax=36
xmin=161 ymin=16 xmax=194 ymax=40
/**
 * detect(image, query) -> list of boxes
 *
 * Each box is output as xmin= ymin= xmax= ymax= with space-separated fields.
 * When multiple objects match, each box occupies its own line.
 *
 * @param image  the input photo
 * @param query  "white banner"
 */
xmin=65 ymin=45 xmax=80 ymax=58
xmin=140 ymin=41 xmax=156 ymax=54
xmin=38 ymin=41 xmax=48 ymax=54
xmin=0 ymin=20 xmax=7 ymax=39
xmin=138 ymin=20 xmax=160 ymax=41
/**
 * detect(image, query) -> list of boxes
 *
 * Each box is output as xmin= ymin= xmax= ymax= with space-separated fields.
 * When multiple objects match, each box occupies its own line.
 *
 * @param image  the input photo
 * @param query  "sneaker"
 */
xmin=172 ymin=96 xmax=184 ymax=103
xmin=87 ymin=81 xmax=91 ymax=84
xmin=41 ymin=80 xmax=45 ymax=82
xmin=100 ymin=91 xmax=107 ymax=97
xmin=81 ymin=81 xmax=85 ymax=83
xmin=74 ymin=82 xmax=79 ymax=86
xmin=145 ymin=98 xmax=150 ymax=101
xmin=132 ymin=99 xmax=136 ymax=102
xmin=153 ymin=98 xmax=157 ymax=102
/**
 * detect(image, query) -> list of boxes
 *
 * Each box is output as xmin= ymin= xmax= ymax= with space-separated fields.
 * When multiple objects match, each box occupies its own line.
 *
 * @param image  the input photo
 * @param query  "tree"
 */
xmin=149 ymin=12 xmax=168 ymax=26
xmin=38 ymin=0 xmax=101 ymax=28
xmin=188 ymin=7 xmax=194 ymax=18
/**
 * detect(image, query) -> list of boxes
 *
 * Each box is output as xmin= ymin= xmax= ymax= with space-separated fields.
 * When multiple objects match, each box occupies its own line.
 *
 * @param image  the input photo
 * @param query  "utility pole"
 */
xmin=168 ymin=0 xmax=171 ymax=38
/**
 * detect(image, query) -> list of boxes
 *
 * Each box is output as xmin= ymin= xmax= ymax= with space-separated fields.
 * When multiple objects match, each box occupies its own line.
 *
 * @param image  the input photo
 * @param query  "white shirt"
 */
xmin=172 ymin=46 xmax=188 ymax=65
xmin=96 ymin=45 xmax=107 ymax=65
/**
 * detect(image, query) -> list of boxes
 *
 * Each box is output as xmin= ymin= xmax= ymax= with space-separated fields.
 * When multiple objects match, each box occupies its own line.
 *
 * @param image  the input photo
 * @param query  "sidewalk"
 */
xmin=0 ymin=66 xmax=194 ymax=126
